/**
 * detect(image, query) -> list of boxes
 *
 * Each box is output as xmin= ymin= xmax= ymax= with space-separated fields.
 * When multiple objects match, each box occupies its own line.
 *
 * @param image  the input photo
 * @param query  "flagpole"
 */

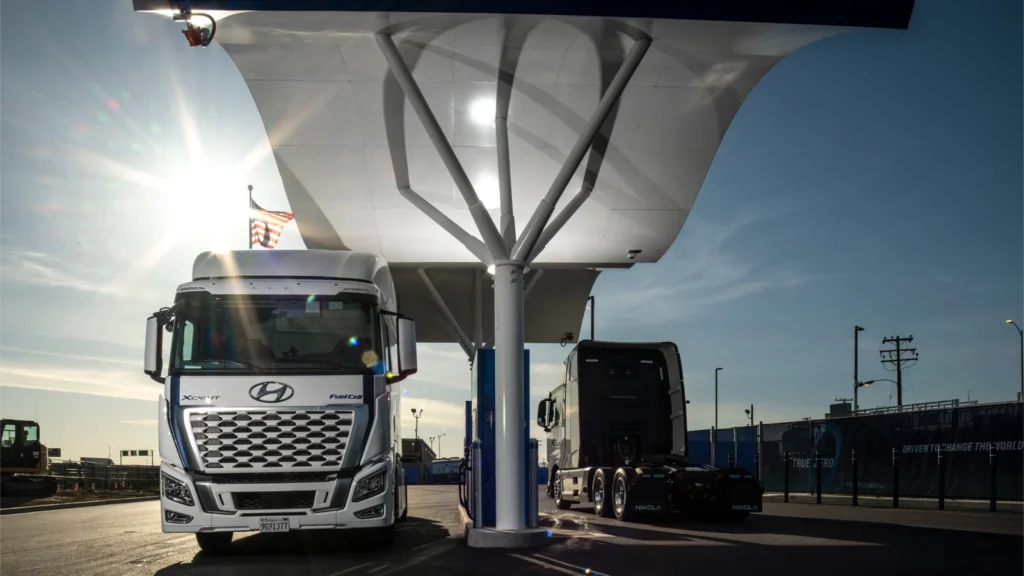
xmin=247 ymin=184 xmax=253 ymax=249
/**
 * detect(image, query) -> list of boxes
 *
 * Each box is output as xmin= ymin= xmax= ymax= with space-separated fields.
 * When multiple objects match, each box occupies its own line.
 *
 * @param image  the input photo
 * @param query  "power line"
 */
xmin=880 ymin=335 xmax=919 ymax=411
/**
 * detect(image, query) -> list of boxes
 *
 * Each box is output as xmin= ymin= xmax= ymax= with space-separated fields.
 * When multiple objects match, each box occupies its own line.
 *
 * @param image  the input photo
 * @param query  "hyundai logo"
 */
xmin=249 ymin=381 xmax=294 ymax=403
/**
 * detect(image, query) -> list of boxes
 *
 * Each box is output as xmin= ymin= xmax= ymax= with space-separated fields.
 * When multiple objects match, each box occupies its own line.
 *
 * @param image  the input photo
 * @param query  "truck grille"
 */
xmin=232 ymin=491 xmax=316 ymax=510
xmin=187 ymin=409 xmax=353 ymax=472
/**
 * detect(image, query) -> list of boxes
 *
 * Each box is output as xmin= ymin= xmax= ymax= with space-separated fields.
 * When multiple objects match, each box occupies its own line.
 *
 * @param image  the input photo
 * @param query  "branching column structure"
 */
xmin=376 ymin=32 xmax=651 ymax=531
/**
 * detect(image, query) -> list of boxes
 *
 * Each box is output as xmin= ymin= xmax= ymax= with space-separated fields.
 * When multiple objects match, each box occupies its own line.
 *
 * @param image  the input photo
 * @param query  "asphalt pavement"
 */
xmin=1 ymin=486 xmax=1020 ymax=576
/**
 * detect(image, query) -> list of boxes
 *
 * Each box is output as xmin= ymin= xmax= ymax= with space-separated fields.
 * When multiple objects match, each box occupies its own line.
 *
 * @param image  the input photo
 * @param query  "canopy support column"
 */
xmin=512 ymin=36 xmax=651 ymax=263
xmin=378 ymin=30 xmax=648 ymax=536
xmin=418 ymin=268 xmax=475 ymax=361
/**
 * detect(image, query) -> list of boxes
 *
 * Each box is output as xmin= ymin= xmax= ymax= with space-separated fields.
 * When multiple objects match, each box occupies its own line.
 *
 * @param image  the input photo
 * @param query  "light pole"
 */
xmin=744 ymin=405 xmax=754 ymax=426
xmin=714 ymin=367 xmax=723 ymax=429
xmin=854 ymin=326 xmax=865 ymax=412
xmin=437 ymin=433 xmax=446 ymax=457
xmin=102 ymin=443 xmax=111 ymax=461
xmin=411 ymin=408 xmax=423 ymax=441
xmin=1006 ymin=320 xmax=1023 ymax=402
xmin=856 ymin=379 xmax=896 ymax=410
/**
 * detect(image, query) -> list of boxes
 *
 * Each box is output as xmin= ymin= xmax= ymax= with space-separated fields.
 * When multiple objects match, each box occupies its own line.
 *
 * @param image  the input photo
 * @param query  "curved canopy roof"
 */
xmin=133 ymin=1 xmax=913 ymax=346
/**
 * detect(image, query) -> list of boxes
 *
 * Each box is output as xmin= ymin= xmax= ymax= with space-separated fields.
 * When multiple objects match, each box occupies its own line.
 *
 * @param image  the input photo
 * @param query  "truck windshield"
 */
xmin=170 ymin=293 xmax=382 ymax=375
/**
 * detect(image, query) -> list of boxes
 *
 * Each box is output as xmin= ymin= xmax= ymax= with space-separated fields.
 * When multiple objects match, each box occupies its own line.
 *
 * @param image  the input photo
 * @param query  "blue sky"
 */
xmin=1 ymin=0 xmax=1021 ymax=461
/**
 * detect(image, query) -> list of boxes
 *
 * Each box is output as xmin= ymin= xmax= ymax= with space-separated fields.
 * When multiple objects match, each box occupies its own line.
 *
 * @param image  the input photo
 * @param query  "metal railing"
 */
xmin=45 ymin=462 xmax=160 ymax=492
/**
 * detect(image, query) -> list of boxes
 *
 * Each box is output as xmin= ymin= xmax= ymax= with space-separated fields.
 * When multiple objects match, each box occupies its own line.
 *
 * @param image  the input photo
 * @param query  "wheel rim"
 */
xmin=613 ymin=478 xmax=626 ymax=512
xmin=594 ymin=478 xmax=604 ymax=509
xmin=554 ymin=480 xmax=561 ymax=502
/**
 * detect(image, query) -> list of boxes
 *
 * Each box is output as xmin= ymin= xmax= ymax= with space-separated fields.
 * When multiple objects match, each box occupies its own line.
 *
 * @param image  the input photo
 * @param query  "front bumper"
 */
xmin=159 ymin=462 xmax=393 ymax=533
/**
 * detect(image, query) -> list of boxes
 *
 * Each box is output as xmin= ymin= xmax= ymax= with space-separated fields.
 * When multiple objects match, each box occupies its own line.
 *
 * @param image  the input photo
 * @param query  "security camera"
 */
xmin=626 ymin=249 xmax=642 ymax=260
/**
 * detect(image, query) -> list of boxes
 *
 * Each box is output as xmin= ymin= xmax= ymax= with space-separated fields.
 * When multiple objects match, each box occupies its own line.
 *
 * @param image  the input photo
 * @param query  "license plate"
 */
xmin=259 ymin=517 xmax=290 ymax=533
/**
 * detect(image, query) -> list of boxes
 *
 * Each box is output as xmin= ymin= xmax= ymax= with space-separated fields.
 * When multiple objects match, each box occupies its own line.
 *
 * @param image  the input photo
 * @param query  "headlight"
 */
xmin=352 ymin=468 xmax=388 ymax=502
xmin=162 ymin=473 xmax=195 ymax=506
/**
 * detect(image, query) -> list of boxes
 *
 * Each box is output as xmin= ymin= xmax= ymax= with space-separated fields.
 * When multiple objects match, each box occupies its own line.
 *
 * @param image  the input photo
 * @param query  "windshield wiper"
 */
xmin=274 ymin=356 xmax=370 ymax=371
xmin=195 ymin=358 xmax=263 ymax=371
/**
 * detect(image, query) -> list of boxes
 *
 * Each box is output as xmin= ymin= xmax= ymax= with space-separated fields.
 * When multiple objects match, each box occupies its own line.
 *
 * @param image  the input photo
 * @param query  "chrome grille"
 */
xmin=187 ymin=409 xmax=353 ymax=472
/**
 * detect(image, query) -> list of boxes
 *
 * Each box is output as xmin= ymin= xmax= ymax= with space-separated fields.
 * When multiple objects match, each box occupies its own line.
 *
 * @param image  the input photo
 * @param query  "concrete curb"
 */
xmin=762 ymin=493 xmax=1023 ymax=514
xmin=0 ymin=496 xmax=159 ymax=515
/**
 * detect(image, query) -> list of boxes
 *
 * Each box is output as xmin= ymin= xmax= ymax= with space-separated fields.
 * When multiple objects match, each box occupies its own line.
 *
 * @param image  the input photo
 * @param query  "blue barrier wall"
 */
xmin=687 ymin=431 xmax=711 ymax=465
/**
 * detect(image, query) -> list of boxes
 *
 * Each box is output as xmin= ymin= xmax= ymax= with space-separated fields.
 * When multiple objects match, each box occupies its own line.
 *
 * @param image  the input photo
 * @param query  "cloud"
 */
xmin=599 ymin=212 xmax=838 ymax=327
xmin=0 ymin=345 xmax=137 ymax=367
xmin=0 ymin=248 xmax=125 ymax=295
xmin=0 ymin=363 xmax=160 ymax=402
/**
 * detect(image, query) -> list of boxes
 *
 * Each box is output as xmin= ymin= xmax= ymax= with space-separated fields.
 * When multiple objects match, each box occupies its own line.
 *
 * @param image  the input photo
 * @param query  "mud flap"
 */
xmin=627 ymin=473 xmax=670 ymax=515
xmin=724 ymin=473 xmax=763 ymax=513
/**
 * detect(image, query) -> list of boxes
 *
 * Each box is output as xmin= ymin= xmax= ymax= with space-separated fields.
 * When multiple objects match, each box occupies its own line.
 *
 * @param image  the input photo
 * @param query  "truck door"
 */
xmin=546 ymin=386 xmax=567 ymax=469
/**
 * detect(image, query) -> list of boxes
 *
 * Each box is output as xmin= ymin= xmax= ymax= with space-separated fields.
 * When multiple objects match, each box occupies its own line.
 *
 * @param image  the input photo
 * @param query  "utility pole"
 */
xmin=1006 ymin=320 xmax=1023 ymax=402
xmin=854 ymin=326 xmax=865 ymax=412
xmin=714 ymin=367 xmax=723 ymax=429
xmin=744 ymin=404 xmax=754 ymax=426
xmin=880 ymin=335 xmax=919 ymax=411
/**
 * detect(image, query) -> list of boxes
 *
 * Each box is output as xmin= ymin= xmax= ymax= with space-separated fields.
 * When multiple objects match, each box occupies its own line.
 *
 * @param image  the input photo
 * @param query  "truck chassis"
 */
xmin=550 ymin=459 xmax=763 ymax=522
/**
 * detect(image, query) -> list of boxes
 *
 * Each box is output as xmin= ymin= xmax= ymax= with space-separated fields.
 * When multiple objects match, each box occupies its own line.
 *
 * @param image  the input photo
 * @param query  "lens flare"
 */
xmin=348 ymin=336 xmax=359 ymax=346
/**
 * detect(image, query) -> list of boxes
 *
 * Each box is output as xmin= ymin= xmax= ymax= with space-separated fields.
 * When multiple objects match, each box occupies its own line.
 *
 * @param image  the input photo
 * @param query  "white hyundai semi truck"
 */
xmin=143 ymin=249 xmax=418 ymax=554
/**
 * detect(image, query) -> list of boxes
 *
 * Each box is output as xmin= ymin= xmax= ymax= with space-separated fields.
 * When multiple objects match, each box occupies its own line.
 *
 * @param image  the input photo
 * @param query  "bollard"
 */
xmin=937 ymin=445 xmax=945 ymax=511
xmin=528 ymin=439 xmax=539 ymax=528
xmin=815 ymin=449 xmax=822 ymax=504
xmin=851 ymin=449 xmax=859 ymax=507
xmin=892 ymin=447 xmax=900 ymax=508
xmin=989 ymin=445 xmax=997 ymax=513
xmin=783 ymin=451 xmax=790 ymax=503
xmin=472 ymin=439 xmax=483 ymax=529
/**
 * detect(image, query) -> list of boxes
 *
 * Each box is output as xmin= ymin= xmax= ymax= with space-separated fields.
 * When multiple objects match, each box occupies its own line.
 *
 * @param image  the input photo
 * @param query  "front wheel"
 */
xmin=195 ymin=532 xmax=233 ymax=555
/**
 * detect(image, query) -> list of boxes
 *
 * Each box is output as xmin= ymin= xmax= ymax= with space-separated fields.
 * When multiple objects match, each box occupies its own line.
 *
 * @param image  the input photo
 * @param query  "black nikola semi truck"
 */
xmin=536 ymin=340 xmax=763 ymax=522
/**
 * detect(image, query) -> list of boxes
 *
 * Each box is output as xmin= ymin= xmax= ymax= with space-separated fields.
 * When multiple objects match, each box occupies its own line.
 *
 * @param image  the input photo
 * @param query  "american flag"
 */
xmin=250 ymin=199 xmax=294 ymax=249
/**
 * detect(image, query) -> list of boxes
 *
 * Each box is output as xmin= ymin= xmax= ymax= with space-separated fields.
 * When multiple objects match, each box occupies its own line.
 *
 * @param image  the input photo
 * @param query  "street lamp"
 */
xmin=856 ymin=379 xmax=896 ymax=411
xmin=437 ymin=433 xmax=446 ymax=457
xmin=744 ymin=405 xmax=754 ymax=426
xmin=854 ymin=326 xmax=865 ymax=411
xmin=411 ymin=408 xmax=423 ymax=441
xmin=102 ymin=443 xmax=111 ymax=460
xmin=714 ymin=367 xmax=723 ymax=429
xmin=1006 ymin=320 xmax=1023 ymax=402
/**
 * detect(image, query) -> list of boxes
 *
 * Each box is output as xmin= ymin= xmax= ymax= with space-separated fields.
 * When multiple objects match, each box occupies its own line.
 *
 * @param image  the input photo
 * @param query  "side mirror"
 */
xmin=397 ymin=316 xmax=418 ymax=377
xmin=386 ymin=316 xmax=417 ymax=384
xmin=536 ymin=398 xmax=555 ymax=432
xmin=144 ymin=315 xmax=165 ymax=384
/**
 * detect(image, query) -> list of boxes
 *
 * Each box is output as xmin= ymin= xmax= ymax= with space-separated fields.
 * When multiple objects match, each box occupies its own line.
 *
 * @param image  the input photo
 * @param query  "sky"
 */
xmin=1 ymin=0 xmax=1021 ymax=462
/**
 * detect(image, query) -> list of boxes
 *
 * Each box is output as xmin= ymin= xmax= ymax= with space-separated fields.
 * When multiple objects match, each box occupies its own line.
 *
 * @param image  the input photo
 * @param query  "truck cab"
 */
xmin=144 ymin=249 xmax=418 ymax=553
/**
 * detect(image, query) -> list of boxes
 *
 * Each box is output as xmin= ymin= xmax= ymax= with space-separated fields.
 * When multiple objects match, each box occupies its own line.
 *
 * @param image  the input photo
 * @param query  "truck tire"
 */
xmin=591 ymin=470 xmax=613 ymax=518
xmin=611 ymin=469 xmax=635 ymax=522
xmin=195 ymin=532 xmax=233 ymax=555
xmin=553 ymin=473 xmax=572 ymax=510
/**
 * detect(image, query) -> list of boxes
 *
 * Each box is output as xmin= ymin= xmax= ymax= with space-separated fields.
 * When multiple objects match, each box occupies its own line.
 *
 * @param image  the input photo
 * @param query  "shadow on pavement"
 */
xmin=153 ymin=517 xmax=452 ymax=575
xmin=537 ymin=507 xmax=1023 ymax=576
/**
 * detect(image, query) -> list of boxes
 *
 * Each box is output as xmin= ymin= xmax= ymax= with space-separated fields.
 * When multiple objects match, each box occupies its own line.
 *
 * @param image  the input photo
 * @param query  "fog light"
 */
xmin=165 ymin=510 xmax=193 ymax=524
xmin=162 ymin=473 xmax=195 ymax=507
xmin=354 ymin=505 xmax=385 ymax=519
